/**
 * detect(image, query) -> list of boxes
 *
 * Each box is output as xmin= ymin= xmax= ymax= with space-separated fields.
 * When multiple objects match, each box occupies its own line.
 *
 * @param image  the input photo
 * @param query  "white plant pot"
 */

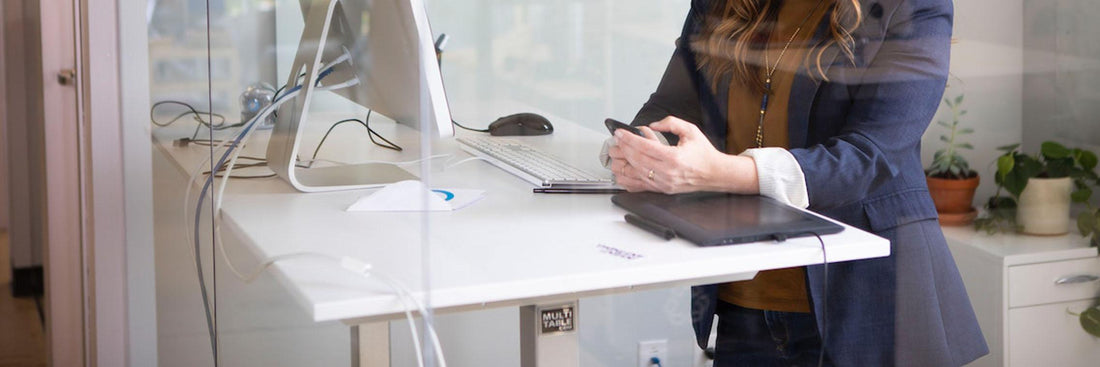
xmin=1016 ymin=177 xmax=1073 ymax=235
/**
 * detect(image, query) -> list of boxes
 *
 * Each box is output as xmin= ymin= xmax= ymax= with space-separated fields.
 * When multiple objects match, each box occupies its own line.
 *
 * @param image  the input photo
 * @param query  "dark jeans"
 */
xmin=714 ymin=301 xmax=831 ymax=367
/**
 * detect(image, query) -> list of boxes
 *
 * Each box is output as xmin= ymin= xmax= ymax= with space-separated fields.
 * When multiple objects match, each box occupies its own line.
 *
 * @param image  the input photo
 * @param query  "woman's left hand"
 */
xmin=607 ymin=116 xmax=757 ymax=194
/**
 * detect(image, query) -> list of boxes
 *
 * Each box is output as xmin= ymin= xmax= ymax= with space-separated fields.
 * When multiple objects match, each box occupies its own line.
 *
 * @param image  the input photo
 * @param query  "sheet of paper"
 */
xmin=347 ymin=180 xmax=485 ymax=212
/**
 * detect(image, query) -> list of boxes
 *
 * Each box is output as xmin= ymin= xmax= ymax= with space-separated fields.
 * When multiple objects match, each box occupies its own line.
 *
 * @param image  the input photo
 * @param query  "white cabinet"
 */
xmin=943 ymin=227 xmax=1100 ymax=367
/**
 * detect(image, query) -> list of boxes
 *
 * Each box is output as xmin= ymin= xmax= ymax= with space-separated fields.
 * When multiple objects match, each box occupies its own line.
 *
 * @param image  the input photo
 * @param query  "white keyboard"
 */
xmin=457 ymin=136 xmax=616 ymax=188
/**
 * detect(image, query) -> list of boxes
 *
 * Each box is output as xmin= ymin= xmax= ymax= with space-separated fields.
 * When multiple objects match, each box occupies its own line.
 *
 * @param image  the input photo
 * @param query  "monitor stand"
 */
xmin=266 ymin=0 xmax=416 ymax=193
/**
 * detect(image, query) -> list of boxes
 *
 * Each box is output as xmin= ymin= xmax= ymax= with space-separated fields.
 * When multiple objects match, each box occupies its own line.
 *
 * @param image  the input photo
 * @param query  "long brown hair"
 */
xmin=693 ymin=0 xmax=863 ymax=92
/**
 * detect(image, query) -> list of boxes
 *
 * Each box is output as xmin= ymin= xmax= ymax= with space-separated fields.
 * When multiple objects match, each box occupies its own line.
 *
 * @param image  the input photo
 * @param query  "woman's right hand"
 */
xmin=609 ymin=116 xmax=759 ymax=195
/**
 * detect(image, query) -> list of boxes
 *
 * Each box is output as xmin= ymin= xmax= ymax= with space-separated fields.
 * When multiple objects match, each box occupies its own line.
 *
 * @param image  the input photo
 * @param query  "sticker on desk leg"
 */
xmin=538 ymin=303 xmax=577 ymax=335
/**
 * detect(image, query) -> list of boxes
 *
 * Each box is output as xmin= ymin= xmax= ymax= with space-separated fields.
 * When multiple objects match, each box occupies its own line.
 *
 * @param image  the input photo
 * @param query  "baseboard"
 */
xmin=12 ymin=266 xmax=44 ymax=297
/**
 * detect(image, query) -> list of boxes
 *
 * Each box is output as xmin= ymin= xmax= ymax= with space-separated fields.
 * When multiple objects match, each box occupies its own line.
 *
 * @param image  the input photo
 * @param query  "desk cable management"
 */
xmin=155 ymin=86 xmax=406 ymax=179
xmin=172 ymin=53 xmax=447 ymax=367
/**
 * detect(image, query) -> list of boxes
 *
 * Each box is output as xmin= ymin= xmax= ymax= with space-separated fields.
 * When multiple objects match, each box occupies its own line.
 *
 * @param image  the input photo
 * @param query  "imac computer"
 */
xmin=267 ymin=0 xmax=454 ymax=192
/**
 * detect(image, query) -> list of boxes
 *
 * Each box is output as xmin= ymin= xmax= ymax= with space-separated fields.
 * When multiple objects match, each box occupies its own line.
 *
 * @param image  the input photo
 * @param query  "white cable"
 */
xmin=318 ymin=77 xmax=360 ymax=90
xmin=372 ymin=272 xmax=447 ymax=367
xmin=182 ymin=130 xmax=245 ymax=277
xmin=213 ymin=87 xmax=302 ymax=211
xmin=181 ymin=55 xmax=357 ymax=359
xmin=298 ymin=158 xmax=350 ymax=167
xmin=216 ymin=242 xmax=338 ymax=284
xmin=213 ymin=79 xmax=370 ymax=212
xmin=341 ymin=258 xmax=429 ymax=367
xmin=382 ymin=153 xmax=451 ymax=165
xmin=207 ymin=56 xmax=354 ymax=213
xmin=182 ymin=97 xmax=278 ymax=271
xmin=444 ymin=156 xmax=492 ymax=170
xmin=327 ymin=50 xmax=352 ymax=70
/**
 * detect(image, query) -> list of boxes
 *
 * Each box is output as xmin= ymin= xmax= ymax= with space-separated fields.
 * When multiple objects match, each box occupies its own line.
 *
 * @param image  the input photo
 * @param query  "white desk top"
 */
xmin=153 ymin=110 xmax=890 ymax=324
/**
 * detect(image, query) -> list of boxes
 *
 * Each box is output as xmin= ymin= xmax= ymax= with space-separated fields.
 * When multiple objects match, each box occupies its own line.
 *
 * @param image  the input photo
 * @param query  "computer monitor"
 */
xmin=266 ymin=0 xmax=454 ymax=192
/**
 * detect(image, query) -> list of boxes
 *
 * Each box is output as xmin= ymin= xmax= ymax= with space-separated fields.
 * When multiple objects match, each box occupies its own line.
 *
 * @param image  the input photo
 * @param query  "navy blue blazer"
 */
xmin=630 ymin=0 xmax=988 ymax=365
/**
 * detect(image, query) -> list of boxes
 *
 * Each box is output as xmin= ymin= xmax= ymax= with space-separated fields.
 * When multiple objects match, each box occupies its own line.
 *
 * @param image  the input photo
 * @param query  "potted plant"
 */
xmin=926 ymin=94 xmax=979 ymax=226
xmin=977 ymin=142 xmax=1099 ymax=236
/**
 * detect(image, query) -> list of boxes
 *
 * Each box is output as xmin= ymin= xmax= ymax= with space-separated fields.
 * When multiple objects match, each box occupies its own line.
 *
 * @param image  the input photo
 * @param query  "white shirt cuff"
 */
xmin=739 ymin=148 xmax=809 ymax=209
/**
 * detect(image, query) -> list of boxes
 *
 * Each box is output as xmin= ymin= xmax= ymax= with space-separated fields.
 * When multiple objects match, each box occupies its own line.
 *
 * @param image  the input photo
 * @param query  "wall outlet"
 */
xmin=638 ymin=339 xmax=668 ymax=367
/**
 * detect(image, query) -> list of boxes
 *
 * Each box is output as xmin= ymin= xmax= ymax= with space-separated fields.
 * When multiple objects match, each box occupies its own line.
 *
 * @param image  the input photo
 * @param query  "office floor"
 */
xmin=0 ymin=229 xmax=46 ymax=367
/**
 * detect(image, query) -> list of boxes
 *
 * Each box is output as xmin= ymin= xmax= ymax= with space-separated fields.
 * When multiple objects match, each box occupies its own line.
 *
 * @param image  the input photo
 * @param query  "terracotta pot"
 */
xmin=1017 ymin=177 xmax=1073 ymax=236
xmin=927 ymin=175 xmax=980 ymax=214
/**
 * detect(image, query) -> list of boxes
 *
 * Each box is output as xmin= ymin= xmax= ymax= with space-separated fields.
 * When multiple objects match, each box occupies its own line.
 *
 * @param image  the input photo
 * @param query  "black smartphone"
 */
xmin=605 ymin=118 xmax=645 ymax=137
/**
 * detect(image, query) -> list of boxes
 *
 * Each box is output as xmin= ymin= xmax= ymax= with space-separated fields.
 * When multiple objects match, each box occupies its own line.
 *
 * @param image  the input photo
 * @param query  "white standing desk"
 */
xmin=153 ymin=110 xmax=890 ymax=366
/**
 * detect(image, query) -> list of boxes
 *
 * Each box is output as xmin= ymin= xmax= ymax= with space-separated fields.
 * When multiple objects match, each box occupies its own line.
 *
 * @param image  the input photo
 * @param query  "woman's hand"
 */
xmin=607 ymin=116 xmax=759 ymax=194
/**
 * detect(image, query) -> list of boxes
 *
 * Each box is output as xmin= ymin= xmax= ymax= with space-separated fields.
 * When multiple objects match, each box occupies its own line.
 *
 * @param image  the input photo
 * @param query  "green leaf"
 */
xmin=958 ymin=143 xmax=974 ymax=150
xmin=943 ymin=98 xmax=953 ymax=107
xmin=1082 ymin=306 xmax=1100 ymax=338
xmin=1015 ymin=155 xmax=1045 ymax=178
xmin=997 ymin=143 xmax=1021 ymax=152
xmin=937 ymin=120 xmax=951 ymax=128
xmin=960 ymin=110 xmax=968 ymax=116
xmin=1079 ymin=211 xmax=1096 ymax=237
xmin=959 ymin=128 xmax=974 ymax=134
xmin=955 ymin=95 xmax=965 ymax=105
xmin=1042 ymin=141 xmax=1071 ymax=159
xmin=1080 ymin=150 xmax=1098 ymax=171
xmin=1071 ymin=187 xmax=1092 ymax=203
xmin=1003 ymin=169 xmax=1030 ymax=198
xmin=1047 ymin=159 xmax=1072 ymax=178
xmin=940 ymin=135 xmax=951 ymax=143
xmin=997 ymin=154 xmax=1014 ymax=180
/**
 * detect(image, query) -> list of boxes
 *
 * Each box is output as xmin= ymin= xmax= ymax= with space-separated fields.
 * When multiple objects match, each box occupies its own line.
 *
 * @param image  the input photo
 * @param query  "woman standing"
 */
xmin=606 ymin=0 xmax=988 ymax=365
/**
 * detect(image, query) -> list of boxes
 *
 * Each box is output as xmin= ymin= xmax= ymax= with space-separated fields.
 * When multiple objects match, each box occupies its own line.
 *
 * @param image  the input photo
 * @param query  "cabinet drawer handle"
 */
xmin=1054 ymin=275 xmax=1100 ymax=285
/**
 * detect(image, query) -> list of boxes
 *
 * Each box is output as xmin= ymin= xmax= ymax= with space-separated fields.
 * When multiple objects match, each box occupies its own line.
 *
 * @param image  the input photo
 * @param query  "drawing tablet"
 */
xmin=611 ymin=192 xmax=844 ymax=246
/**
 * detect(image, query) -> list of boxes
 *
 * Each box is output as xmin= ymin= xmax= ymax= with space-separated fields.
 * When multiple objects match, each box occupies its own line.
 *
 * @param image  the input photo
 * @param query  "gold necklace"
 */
xmin=755 ymin=0 xmax=826 ymax=148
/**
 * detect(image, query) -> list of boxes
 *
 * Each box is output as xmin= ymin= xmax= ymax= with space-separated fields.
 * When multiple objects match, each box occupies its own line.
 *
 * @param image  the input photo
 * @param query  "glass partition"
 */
xmin=129 ymin=0 xmax=1100 ymax=366
xmin=147 ymin=0 xmax=225 ymax=365
xmin=148 ymin=0 xmax=437 ymax=366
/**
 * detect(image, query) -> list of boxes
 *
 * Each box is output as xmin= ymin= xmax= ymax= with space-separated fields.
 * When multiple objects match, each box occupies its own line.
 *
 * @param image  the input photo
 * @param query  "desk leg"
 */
xmin=520 ymin=301 xmax=579 ymax=367
xmin=351 ymin=322 xmax=390 ymax=367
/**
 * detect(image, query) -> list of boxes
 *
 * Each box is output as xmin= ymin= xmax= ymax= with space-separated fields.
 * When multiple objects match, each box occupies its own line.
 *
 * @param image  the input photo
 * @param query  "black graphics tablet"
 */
xmin=611 ymin=192 xmax=844 ymax=246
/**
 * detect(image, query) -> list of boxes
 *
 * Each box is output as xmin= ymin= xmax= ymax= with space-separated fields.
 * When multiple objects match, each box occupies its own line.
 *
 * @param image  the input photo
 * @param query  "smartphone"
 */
xmin=605 ymin=118 xmax=645 ymax=137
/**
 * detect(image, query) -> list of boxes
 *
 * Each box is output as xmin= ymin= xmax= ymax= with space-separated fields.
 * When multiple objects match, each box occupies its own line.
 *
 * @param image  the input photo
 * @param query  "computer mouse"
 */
xmin=488 ymin=113 xmax=554 ymax=136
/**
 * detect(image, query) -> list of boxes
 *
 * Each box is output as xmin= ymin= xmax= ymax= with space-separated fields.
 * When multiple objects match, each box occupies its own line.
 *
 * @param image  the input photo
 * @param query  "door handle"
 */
xmin=1054 ymin=275 xmax=1100 ymax=285
xmin=57 ymin=69 xmax=76 ymax=86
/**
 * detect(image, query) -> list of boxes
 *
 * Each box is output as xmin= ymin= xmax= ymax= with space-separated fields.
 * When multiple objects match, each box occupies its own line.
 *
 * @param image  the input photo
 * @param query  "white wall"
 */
xmin=1021 ymin=0 xmax=1100 ymax=155
xmin=1021 ymin=0 xmax=1100 ymax=209
xmin=921 ymin=0 xmax=1025 ymax=205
